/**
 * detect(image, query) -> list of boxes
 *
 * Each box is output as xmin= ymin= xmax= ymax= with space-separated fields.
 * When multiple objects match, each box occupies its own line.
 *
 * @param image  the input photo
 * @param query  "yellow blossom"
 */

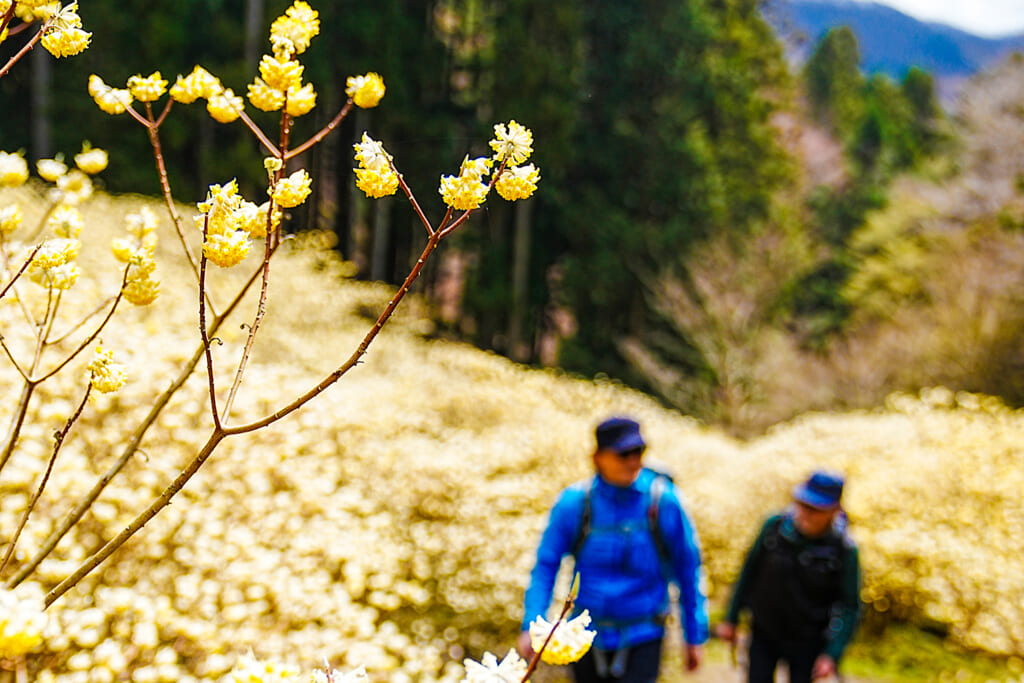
xmin=346 ymin=72 xmax=385 ymax=109
xmin=36 ymin=157 xmax=67 ymax=182
xmin=528 ymin=610 xmax=596 ymax=665
xmin=170 ymin=65 xmax=221 ymax=103
xmin=271 ymin=169 xmax=312 ymax=208
xmin=439 ymin=159 xmax=492 ymax=211
xmin=495 ymin=163 xmax=540 ymax=202
xmin=15 ymin=1 xmax=58 ymax=22
xmin=29 ymin=262 xmax=78 ymax=290
xmin=355 ymin=168 xmax=399 ymax=199
xmin=207 ymin=89 xmax=244 ymax=123
xmin=40 ymin=4 xmax=90 ymax=58
xmin=54 ymin=169 xmax=93 ymax=205
xmin=0 ymin=150 xmax=30 ymax=186
xmin=111 ymin=237 xmax=134 ymax=262
xmin=0 ymin=586 xmax=47 ymax=659
xmin=311 ymin=667 xmax=367 ymax=683
xmin=86 ymin=345 xmax=128 ymax=393
xmin=32 ymin=238 xmax=79 ymax=269
xmin=353 ymin=133 xmax=392 ymax=172
xmin=203 ymin=230 xmax=252 ymax=268
xmin=74 ymin=144 xmax=108 ymax=174
xmin=125 ymin=206 xmax=159 ymax=238
xmin=259 ymin=54 xmax=303 ymax=92
xmin=89 ymin=74 xmax=133 ymax=115
xmin=285 ymin=82 xmax=317 ymax=117
xmin=226 ymin=653 xmax=301 ymax=683
xmin=0 ymin=204 xmax=22 ymax=234
xmin=123 ymin=273 xmax=159 ymax=306
xmin=247 ymin=78 xmax=285 ymax=112
xmin=48 ymin=205 xmax=83 ymax=237
xmin=461 ymin=650 xmax=527 ymax=683
xmin=270 ymin=1 xmax=320 ymax=55
xmin=489 ymin=120 xmax=534 ymax=165
xmin=127 ymin=71 xmax=168 ymax=102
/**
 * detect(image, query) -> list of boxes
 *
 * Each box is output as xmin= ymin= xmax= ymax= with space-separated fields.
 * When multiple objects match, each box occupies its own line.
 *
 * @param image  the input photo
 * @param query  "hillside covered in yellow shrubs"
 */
xmin=2 ymin=188 xmax=1024 ymax=681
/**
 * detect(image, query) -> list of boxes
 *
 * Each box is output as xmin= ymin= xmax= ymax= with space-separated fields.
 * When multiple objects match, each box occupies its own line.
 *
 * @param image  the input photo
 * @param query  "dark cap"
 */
xmin=793 ymin=470 xmax=844 ymax=509
xmin=595 ymin=416 xmax=646 ymax=454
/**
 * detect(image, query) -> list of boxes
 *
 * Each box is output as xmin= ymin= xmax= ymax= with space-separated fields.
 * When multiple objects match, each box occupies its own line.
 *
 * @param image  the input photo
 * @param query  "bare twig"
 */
xmin=0 ymin=17 xmax=50 ymax=80
xmin=521 ymin=575 xmax=579 ymax=682
xmin=286 ymin=100 xmax=353 ymax=161
xmin=0 ymin=383 xmax=91 ymax=575
xmin=198 ymin=217 xmax=222 ymax=430
xmin=0 ymin=243 xmax=40 ymax=303
xmin=48 ymin=296 xmax=118 ymax=346
xmin=8 ymin=249 xmax=277 ymax=588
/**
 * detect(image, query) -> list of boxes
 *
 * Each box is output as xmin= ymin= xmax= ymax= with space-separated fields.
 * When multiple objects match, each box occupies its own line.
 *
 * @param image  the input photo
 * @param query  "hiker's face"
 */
xmin=594 ymin=447 xmax=644 ymax=487
xmin=792 ymin=500 xmax=838 ymax=538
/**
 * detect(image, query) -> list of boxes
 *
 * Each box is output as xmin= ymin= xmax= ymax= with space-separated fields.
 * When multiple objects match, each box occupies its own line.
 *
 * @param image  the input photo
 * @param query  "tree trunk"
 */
xmin=244 ymin=0 xmax=265 ymax=75
xmin=31 ymin=45 xmax=50 ymax=161
xmin=509 ymin=198 xmax=533 ymax=361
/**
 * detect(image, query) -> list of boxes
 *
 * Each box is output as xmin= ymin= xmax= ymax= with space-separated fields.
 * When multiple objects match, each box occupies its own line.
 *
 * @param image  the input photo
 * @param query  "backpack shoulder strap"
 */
xmin=570 ymin=477 xmax=597 ymax=558
xmin=647 ymin=472 xmax=673 ymax=566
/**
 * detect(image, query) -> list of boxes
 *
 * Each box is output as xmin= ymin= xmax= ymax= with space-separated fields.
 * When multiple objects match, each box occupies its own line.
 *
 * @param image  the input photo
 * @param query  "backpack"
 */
xmin=569 ymin=465 xmax=674 ymax=566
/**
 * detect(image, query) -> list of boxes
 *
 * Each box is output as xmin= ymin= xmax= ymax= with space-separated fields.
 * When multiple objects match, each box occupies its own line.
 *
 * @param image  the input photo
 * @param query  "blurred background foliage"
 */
xmin=2 ymin=0 xmax=1023 ymax=437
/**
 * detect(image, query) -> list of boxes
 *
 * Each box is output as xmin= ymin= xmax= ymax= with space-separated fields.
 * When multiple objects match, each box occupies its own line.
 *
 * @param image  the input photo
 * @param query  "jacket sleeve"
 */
xmin=660 ymin=489 xmax=710 ymax=645
xmin=823 ymin=544 xmax=861 ymax=661
xmin=521 ymin=487 xmax=584 ymax=631
xmin=725 ymin=516 xmax=775 ymax=625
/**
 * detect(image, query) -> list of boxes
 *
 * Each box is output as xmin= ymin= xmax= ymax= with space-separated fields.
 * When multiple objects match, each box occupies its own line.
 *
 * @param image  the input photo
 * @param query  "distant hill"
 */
xmin=764 ymin=0 xmax=1024 ymax=95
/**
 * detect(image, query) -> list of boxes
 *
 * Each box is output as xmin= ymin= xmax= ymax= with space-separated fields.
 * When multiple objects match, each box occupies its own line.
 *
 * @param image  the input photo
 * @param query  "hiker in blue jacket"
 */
xmin=518 ymin=416 xmax=709 ymax=682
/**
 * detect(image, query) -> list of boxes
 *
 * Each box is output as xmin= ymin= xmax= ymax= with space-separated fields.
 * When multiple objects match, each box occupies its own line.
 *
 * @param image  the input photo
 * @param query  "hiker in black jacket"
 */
xmin=718 ymin=470 xmax=861 ymax=683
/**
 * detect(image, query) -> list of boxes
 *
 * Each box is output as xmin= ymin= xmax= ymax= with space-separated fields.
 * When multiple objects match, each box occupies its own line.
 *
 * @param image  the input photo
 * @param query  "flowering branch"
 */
xmin=0 ymin=17 xmax=51 ymax=80
xmin=521 ymin=575 xmax=579 ymax=682
xmin=8 ymin=249 xmax=277 ymax=588
xmin=198 ymin=217 xmax=222 ymax=430
xmin=0 ymin=382 xmax=91 ymax=576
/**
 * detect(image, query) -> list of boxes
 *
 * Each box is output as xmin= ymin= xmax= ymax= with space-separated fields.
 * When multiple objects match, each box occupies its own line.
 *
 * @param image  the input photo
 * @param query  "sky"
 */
xmin=862 ymin=0 xmax=1024 ymax=37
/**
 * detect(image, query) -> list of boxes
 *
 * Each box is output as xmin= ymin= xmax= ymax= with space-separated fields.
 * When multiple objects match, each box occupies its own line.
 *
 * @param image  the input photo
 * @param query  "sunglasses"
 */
xmin=615 ymin=447 xmax=645 ymax=459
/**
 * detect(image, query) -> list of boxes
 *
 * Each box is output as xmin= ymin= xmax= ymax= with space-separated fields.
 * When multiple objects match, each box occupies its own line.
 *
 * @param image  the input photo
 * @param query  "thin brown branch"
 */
xmin=521 ymin=591 xmax=576 ymax=682
xmin=47 ymin=296 xmax=117 ymax=346
xmin=8 ymin=248 xmax=277 ymax=588
xmin=286 ymin=100 xmax=353 ymax=161
xmin=227 ymin=226 xmax=448 ymax=435
xmin=44 ymin=428 xmax=227 ymax=608
xmin=144 ymin=102 xmax=210 ymax=312
xmin=393 ymin=158 xmax=435 ymax=236
xmin=0 ymin=383 xmax=35 ymax=476
xmin=0 ymin=17 xmax=48 ymax=80
xmin=0 ymin=335 xmax=29 ymax=381
xmin=36 ymin=268 xmax=128 ymax=383
xmin=0 ymin=3 xmax=16 ymax=37
xmin=235 ymin=108 xmax=279 ymax=156
xmin=0 ymin=243 xmax=40 ymax=302
xmin=0 ymin=383 xmax=90 ymax=576
xmin=198 ymin=218 xmax=222 ymax=430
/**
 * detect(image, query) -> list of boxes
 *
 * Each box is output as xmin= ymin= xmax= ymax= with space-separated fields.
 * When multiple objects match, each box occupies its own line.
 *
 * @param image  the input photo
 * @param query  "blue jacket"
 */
xmin=522 ymin=468 xmax=710 ymax=650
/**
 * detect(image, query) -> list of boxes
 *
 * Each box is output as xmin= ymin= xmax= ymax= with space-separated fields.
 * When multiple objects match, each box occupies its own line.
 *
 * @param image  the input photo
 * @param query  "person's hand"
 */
xmin=516 ymin=631 xmax=535 ymax=660
xmin=684 ymin=644 xmax=703 ymax=672
xmin=812 ymin=654 xmax=836 ymax=680
xmin=715 ymin=622 xmax=736 ymax=644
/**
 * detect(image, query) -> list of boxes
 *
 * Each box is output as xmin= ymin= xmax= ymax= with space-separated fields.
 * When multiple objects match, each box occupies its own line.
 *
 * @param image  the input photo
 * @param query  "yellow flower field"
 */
xmin=2 ymin=188 xmax=1024 ymax=681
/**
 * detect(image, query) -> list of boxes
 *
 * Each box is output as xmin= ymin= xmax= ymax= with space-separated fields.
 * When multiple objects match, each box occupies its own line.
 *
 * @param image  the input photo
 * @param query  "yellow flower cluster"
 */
xmin=345 ymin=72 xmax=385 ymax=109
xmin=74 ymin=144 xmax=108 ymax=175
xmin=28 ymin=237 xmax=80 ymax=290
xmin=112 ymin=206 xmax=161 ymax=306
xmin=461 ymin=650 xmax=527 ymax=683
xmin=494 ymin=163 xmax=540 ymax=202
xmin=86 ymin=345 xmax=128 ymax=394
xmin=37 ymin=157 xmax=67 ymax=182
xmin=528 ymin=610 xmax=595 ymax=665
xmin=12 ymin=0 xmax=59 ymax=22
xmin=196 ymin=180 xmax=285 ymax=267
xmin=127 ymin=72 xmax=169 ymax=103
xmin=39 ymin=3 xmax=90 ymax=58
xmin=88 ymin=74 xmax=133 ymax=115
xmin=311 ymin=665 xmax=368 ymax=683
xmin=48 ymin=205 xmax=83 ymax=238
xmin=169 ymin=65 xmax=222 ymax=104
xmin=439 ymin=156 xmax=492 ymax=211
xmin=207 ymin=89 xmax=245 ymax=124
xmin=0 ymin=585 xmax=47 ymax=660
xmin=259 ymin=55 xmax=303 ymax=92
xmin=0 ymin=203 xmax=22 ymax=233
xmin=270 ymin=169 xmax=312 ymax=208
xmin=226 ymin=652 xmax=301 ymax=683
xmin=0 ymin=150 xmax=30 ymax=186
xmin=269 ymin=0 xmax=320 ymax=57
xmin=489 ymin=120 xmax=533 ymax=165
xmin=352 ymin=134 xmax=398 ymax=199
